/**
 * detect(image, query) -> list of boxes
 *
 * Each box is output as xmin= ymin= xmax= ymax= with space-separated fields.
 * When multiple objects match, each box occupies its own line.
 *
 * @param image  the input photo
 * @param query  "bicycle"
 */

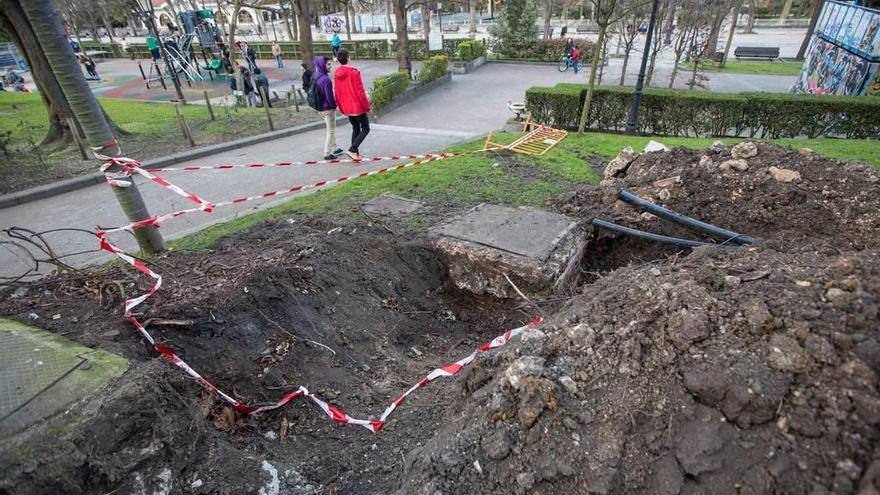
xmin=557 ymin=56 xmax=579 ymax=73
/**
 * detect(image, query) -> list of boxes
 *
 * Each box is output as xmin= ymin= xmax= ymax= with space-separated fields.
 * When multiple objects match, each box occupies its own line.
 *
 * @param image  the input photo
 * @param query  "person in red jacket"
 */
xmin=571 ymin=45 xmax=581 ymax=74
xmin=333 ymin=49 xmax=371 ymax=160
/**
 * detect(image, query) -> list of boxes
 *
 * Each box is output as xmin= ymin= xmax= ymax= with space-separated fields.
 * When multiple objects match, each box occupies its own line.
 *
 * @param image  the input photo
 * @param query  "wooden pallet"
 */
xmin=483 ymin=115 xmax=568 ymax=156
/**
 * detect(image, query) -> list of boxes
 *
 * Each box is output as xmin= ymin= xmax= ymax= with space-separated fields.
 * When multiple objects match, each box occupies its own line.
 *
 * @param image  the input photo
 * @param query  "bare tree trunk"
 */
xmin=777 ymin=0 xmax=793 ymax=24
xmin=469 ymin=0 xmax=478 ymax=39
xmin=227 ymin=0 xmax=242 ymax=63
xmin=280 ymin=1 xmax=295 ymax=40
xmin=720 ymin=0 xmax=742 ymax=67
xmin=542 ymin=0 xmax=552 ymax=40
xmin=295 ymin=0 xmax=314 ymax=66
xmin=663 ymin=0 xmax=676 ymax=44
xmin=22 ymin=0 xmax=165 ymax=254
xmin=385 ymin=0 xmax=394 ymax=32
xmin=702 ymin=5 xmax=727 ymax=57
xmin=796 ymin=0 xmax=823 ymax=60
xmin=422 ymin=3 xmax=431 ymax=51
xmin=393 ymin=0 xmax=410 ymax=73
xmin=577 ymin=24 xmax=607 ymax=133
xmin=344 ymin=0 xmax=352 ymax=40
xmin=0 ymin=0 xmax=76 ymax=148
xmin=743 ymin=0 xmax=756 ymax=33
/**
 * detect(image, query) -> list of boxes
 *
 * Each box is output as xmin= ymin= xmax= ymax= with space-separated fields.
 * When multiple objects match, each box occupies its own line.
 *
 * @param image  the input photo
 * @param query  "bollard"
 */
xmin=203 ymin=90 xmax=215 ymax=121
xmin=260 ymin=88 xmax=274 ymax=131
xmin=173 ymin=103 xmax=197 ymax=147
xmin=291 ymin=84 xmax=299 ymax=112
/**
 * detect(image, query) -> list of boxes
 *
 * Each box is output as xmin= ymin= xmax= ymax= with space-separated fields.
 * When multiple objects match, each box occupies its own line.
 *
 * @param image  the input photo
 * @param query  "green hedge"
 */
xmin=371 ymin=71 xmax=411 ymax=109
xmin=456 ymin=40 xmax=486 ymax=61
xmin=524 ymin=84 xmax=880 ymax=139
xmin=419 ymin=55 xmax=449 ymax=84
xmin=488 ymin=38 xmax=594 ymax=62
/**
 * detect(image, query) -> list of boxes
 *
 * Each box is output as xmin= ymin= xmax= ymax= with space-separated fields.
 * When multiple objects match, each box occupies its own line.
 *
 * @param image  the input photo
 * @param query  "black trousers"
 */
xmin=348 ymin=114 xmax=370 ymax=154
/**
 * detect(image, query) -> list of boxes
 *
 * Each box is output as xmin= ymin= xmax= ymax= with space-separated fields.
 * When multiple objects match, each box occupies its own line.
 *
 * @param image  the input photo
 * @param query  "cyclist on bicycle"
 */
xmin=571 ymin=45 xmax=581 ymax=74
xmin=563 ymin=38 xmax=575 ymax=58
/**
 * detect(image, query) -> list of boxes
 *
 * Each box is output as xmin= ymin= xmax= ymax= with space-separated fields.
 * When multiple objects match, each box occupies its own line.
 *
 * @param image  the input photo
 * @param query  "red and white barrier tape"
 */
xmin=91 ymin=140 xmax=539 ymax=432
xmin=101 ymin=149 xmax=497 ymax=234
xmin=148 ymin=151 xmax=480 ymax=173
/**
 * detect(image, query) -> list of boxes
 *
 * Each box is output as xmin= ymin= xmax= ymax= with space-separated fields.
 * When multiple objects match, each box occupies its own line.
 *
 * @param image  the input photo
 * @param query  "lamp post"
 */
xmin=624 ymin=0 xmax=660 ymax=135
xmin=138 ymin=0 xmax=186 ymax=103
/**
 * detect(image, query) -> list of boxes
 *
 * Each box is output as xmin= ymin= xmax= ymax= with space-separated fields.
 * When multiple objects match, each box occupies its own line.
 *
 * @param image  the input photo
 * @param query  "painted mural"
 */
xmin=793 ymin=1 xmax=880 ymax=96
xmin=793 ymin=38 xmax=875 ymax=95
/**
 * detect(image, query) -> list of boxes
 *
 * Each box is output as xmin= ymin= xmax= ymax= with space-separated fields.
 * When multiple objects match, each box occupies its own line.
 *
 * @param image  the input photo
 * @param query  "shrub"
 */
xmin=456 ymin=40 xmax=486 ymax=61
xmin=419 ymin=55 xmax=449 ymax=84
xmin=524 ymin=84 xmax=880 ymax=138
xmin=488 ymin=0 xmax=539 ymax=56
xmin=370 ymin=71 xmax=411 ymax=109
xmin=490 ymin=38 xmax=594 ymax=62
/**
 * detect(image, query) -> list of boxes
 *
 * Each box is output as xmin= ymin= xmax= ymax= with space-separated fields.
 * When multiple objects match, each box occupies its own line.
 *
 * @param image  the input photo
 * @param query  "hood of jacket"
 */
xmin=314 ymin=56 xmax=329 ymax=78
xmin=334 ymin=64 xmax=357 ymax=81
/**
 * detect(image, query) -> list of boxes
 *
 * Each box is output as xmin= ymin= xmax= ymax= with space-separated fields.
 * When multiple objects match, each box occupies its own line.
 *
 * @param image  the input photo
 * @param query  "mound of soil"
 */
xmin=398 ymin=143 xmax=880 ymax=494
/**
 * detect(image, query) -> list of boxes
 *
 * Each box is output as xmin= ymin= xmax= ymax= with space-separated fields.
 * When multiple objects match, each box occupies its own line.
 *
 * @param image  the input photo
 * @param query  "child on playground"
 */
xmin=333 ymin=49 xmax=371 ymax=160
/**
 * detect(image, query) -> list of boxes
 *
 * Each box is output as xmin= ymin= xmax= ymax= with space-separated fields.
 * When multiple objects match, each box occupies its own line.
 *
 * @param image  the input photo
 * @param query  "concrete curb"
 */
xmin=0 ymin=119 xmax=332 ymax=209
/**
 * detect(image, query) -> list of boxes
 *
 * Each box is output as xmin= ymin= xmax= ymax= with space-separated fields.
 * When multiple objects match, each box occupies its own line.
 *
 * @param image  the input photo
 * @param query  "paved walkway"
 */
xmin=1 ymin=62 xmax=798 ymax=279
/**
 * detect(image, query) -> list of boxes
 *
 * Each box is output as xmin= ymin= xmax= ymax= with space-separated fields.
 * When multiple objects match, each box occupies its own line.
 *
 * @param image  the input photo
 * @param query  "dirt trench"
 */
xmin=0 ymin=217 xmax=530 ymax=494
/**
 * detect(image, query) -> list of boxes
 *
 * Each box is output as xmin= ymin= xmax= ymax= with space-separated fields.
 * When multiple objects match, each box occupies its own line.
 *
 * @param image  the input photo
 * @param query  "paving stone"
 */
xmin=0 ymin=318 xmax=129 ymax=436
xmin=362 ymin=193 xmax=425 ymax=216
xmin=431 ymin=204 xmax=586 ymax=298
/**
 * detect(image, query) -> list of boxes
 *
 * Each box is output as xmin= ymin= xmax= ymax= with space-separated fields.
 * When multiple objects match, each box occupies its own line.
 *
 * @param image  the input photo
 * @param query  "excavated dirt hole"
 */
xmin=1 ymin=217 xmax=533 ymax=493
xmin=578 ymin=229 xmax=684 ymax=284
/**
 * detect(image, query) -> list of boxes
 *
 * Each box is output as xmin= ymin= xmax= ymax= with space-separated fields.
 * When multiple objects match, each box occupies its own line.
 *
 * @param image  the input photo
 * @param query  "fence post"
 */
xmin=203 ymin=90 xmax=215 ymax=121
xmin=260 ymin=88 xmax=274 ymax=131
xmin=66 ymin=118 xmax=89 ymax=160
xmin=291 ymin=84 xmax=300 ymax=112
xmin=173 ymin=103 xmax=197 ymax=147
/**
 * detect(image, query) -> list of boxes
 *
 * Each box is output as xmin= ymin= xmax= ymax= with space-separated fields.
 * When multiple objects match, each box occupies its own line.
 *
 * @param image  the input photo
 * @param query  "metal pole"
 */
xmin=146 ymin=7 xmax=186 ymax=103
xmin=624 ymin=0 xmax=660 ymax=135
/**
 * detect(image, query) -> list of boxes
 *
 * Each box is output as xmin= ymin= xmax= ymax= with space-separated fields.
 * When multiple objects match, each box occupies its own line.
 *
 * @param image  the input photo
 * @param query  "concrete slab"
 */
xmin=0 ymin=318 xmax=129 ymax=436
xmin=433 ymin=204 xmax=576 ymax=261
xmin=362 ymin=193 xmax=424 ymax=217
xmin=430 ymin=204 xmax=586 ymax=298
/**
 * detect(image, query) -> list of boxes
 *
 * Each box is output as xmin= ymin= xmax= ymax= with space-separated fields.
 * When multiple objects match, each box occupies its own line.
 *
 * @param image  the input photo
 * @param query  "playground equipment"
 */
xmin=138 ymin=9 xmax=228 ymax=91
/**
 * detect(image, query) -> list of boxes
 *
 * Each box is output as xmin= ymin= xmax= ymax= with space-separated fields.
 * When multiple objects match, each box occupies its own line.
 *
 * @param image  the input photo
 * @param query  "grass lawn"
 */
xmin=0 ymin=92 xmax=297 ymax=148
xmin=171 ymin=131 xmax=880 ymax=252
xmin=683 ymin=59 xmax=803 ymax=76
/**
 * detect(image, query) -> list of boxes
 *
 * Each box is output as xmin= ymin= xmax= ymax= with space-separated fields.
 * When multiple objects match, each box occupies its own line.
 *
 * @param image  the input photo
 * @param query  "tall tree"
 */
xmin=719 ymin=0 xmax=743 ymax=67
xmin=796 ymin=0 xmax=824 ymax=60
xmin=742 ymin=0 xmax=755 ymax=33
xmin=469 ymin=0 xmax=479 ymax=38
xmin=0 ymin=0 xmax=78 ymax=148
xmin=541 ymin=0 xmax=553 ymax=40
xmin=615 ymin=0 xmax=647 ymax=86
xmin=645 ymin=0 xmax=670 ymax=86
xmin=21 ymin=0 xmax=165 ymax=254
xmin=294 ymin=0 xmax=314 ymax=65
xmin=488 ymin=0 xmax=539 ymax=57
xmin=576 ymin=0 xmax=634 ymax=133
xmin=392 ymin=0 xmax=410 ymax=72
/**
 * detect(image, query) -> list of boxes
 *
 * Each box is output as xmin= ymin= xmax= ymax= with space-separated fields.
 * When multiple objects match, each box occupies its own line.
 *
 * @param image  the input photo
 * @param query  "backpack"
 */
xmin=306 ymin=79 xmax=323 ymax=111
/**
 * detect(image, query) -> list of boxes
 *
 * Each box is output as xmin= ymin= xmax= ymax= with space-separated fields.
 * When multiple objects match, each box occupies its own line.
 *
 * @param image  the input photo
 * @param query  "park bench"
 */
xmin=576 ymin=24 xmax=598 ymax=33
xmin=734 ymin=46 xmax=780 ymax=60
xmin=441 ymin=25 xmax=460 ymax=33
xmin=365 ymin=26 xmax=383 ymax=33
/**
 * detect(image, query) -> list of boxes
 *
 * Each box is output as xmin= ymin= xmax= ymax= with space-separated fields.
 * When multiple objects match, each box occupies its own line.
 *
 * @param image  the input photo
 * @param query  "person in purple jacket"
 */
xmin=313 ymin=56 xmax=344 ymax=160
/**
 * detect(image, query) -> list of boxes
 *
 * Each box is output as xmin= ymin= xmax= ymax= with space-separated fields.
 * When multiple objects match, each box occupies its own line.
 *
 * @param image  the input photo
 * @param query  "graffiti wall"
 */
xmin=793 ymin=1 xmax=880 ymax=96
xmin=793 ymin=38 xmax=878 ymax=95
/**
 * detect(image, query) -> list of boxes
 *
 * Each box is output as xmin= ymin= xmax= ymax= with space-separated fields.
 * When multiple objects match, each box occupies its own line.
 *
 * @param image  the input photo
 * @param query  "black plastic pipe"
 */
xmin=591 ymin=219 xmax=722 ymax=249
xmin=617 ymin=190 xmax=755 ymax=245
